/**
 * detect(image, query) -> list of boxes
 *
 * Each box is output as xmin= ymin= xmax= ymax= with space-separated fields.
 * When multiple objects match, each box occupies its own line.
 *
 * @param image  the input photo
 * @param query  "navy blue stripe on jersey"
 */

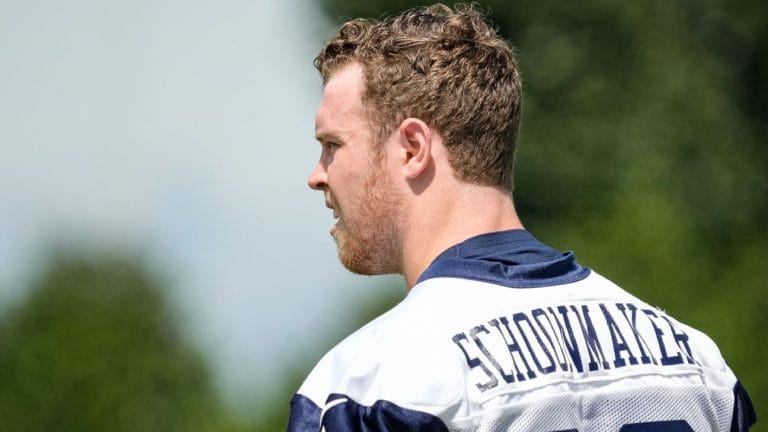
xmin=320 ymin=394 xmax=449 ymax=432
xmin=287 ymin=393 xmax=448 ymax=432
xmin=730 ymin=381 xmax=757 ymax=431
xmin=417 ymin=229 xmax=590 ymax=288
xmin=288 ymin=394 xmax=321 ymax=432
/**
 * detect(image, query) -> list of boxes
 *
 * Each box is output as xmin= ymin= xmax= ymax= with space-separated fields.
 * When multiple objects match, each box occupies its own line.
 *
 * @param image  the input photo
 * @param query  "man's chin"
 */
xmin=337 ymin=246 xmax=400 ymax=277
xmin=336 ymin=237 xmax=376 ymax=275
xmin=340 ymin=260 xmax=399 ymax=277
xmin=333 ymin=223 xmax=401 ymax=276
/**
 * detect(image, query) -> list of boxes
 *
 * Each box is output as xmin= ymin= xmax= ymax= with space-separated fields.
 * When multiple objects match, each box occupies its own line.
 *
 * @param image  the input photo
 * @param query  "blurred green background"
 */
xmin=1 ymin=0 xmax=765 ymax=430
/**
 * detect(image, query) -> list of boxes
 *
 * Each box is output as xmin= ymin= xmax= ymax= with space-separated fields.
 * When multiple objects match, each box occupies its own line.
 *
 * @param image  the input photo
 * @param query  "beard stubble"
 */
xmin=332 ymin=157 xmax=403 ymax=276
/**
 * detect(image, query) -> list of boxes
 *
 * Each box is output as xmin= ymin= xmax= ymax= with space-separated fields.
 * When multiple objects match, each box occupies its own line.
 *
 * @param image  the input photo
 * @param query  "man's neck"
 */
xmin=400 ymin=184 xmax=524 ymax=288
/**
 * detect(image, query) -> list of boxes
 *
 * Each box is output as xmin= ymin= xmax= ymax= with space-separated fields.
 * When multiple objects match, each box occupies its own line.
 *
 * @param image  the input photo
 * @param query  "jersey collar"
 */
xmin=416 ymin=229 xmax=590 ymax=288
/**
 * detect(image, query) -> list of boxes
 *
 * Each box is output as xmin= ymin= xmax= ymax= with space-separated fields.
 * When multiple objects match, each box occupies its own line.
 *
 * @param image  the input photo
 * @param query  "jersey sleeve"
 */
xmin=730 ymin=380 xmax=757 ymax=432
xmin=286 ymin=297 xmax=458 ymax=432
xmin=307 ymin=394 xmax=448 ymax=432
xmin=288 ymin=394 xmax=322 ymax=432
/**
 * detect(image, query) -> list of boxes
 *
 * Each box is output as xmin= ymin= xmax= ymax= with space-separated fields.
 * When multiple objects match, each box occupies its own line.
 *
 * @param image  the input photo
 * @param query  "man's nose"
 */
xmin=308 ymin=162 xmax=328 ymax=191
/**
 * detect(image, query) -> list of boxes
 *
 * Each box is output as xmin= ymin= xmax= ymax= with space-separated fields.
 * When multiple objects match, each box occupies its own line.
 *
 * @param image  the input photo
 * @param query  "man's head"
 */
xmin=310 ymin=63 xmax=404 ymax=275
xmin=310 ymin=4 xmax=524 ymax=278
xmin=314 ymin=3 xmax=522 ymax=189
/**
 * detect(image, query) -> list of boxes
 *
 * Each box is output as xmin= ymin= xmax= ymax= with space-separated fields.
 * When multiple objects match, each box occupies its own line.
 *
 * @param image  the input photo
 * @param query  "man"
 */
xmin=289 ymin=4 xmax=756 ymax=431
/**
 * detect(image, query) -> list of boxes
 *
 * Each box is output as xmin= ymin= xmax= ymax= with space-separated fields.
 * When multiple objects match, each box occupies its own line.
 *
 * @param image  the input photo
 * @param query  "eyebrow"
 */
xmin=315 ymin=131 xmax=342 ymax=144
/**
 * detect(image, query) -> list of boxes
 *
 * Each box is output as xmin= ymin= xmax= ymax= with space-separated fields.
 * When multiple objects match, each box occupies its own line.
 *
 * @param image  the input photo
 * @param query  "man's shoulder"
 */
xmin=295 ymin=273 xmax=632 ymax=404
xmin=295 ymin=284 xmax=472 ymax=410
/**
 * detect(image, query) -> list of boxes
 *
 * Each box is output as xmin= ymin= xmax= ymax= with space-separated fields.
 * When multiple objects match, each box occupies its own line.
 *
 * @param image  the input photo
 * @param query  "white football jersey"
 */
xmin=288 ymin=230 xmax=755 ymax=432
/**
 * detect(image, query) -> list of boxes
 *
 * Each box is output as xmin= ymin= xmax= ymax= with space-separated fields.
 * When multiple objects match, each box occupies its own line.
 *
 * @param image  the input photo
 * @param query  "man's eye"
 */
xmin=319 ymin=142 xmax=338 ymax=164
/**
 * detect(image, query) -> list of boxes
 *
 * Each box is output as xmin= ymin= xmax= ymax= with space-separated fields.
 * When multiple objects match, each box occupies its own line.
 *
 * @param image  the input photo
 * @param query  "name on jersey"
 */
xmin=452 ymin=302 xmax=698 ymax=392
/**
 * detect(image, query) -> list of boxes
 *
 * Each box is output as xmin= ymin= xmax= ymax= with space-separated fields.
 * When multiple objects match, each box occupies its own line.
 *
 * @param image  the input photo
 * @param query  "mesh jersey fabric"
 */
xmin=288 ymin=230 xmax=755 ymax=432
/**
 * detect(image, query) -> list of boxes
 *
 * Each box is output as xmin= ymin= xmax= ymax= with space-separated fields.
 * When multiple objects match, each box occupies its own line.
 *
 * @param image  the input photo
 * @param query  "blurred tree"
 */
xmin=0 ymin=251 xmax=249 ymax=432
xmin=252 ymin=368 xmax=309 ymax=432
xmin=315 ymin=0 xmax=767 ymax=424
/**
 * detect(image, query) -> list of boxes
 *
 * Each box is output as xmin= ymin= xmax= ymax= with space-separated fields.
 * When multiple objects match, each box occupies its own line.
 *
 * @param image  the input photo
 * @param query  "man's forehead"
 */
xmin=315 ymin=63 xmax=366 ymax=134
xmin=323 ymin=63 xmax=365 ymax=99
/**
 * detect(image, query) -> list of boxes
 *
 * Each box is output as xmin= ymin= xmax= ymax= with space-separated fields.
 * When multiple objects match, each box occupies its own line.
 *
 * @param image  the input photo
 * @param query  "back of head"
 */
xmin=315 ymin=4 xmax=523 ymax=190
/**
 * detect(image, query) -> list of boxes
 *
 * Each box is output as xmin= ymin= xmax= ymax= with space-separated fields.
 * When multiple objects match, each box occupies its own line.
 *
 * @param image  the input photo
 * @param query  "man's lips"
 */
xmin=325 ymin=199 xmax=339 ymax=220
xmin=328 ymin=208 xmax=338 ymax=236
xmin=325 ymin=199 xmax=339 ymax=237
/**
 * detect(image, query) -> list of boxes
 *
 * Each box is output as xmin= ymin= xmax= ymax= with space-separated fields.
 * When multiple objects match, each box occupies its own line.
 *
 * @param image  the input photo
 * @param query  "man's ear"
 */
xmin=397 ymin=118 xmax=432 ymax=180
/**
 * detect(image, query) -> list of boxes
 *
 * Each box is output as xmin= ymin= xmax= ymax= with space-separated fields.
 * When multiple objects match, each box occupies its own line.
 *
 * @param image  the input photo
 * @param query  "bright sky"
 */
xmin=0 ymin=0 xmax=404 ymax=410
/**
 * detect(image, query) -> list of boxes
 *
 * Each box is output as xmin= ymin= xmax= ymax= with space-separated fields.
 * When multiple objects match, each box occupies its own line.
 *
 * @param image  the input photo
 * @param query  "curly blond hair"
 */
xmin=315 ymin=4 xmax=522 ymax=189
